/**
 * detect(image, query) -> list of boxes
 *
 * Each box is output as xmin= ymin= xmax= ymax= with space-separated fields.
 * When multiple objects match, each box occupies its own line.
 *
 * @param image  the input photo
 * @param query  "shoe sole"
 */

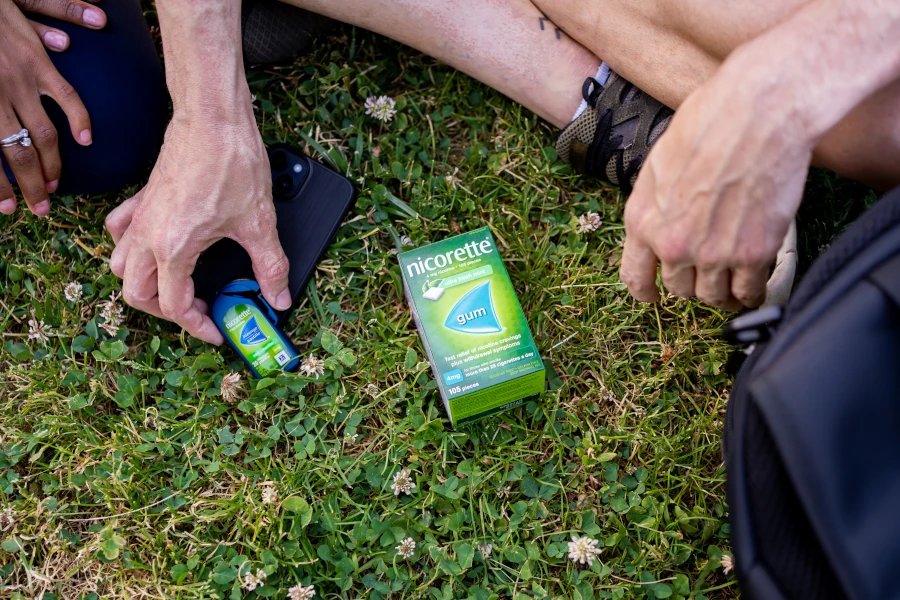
xmin=763 ymin=219 xmax=798 ymax=308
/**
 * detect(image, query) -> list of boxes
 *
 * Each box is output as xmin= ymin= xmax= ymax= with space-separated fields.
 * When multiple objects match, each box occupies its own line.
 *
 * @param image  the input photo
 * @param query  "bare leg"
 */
xmin=281 ymin=0 xmax=601 ymax=128
xmin=534 ymin=0 xmax=900 ymax=189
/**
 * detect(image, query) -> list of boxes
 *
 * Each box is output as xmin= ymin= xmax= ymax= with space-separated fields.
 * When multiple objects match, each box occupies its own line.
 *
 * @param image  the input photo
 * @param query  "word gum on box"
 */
xmin=399 ymin=227 xmax=545 ymax=427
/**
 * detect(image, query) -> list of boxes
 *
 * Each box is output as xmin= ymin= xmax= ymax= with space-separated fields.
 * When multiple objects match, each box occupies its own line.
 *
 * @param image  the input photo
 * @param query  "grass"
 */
xmin=0 ymin=15 xmax=879 ymax=600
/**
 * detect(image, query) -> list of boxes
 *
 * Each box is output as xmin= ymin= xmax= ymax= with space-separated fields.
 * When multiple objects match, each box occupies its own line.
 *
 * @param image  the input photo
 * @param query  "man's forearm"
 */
xmin=156 ymin=0 xmax=252 ymax=124
xmin=722 ymin=0 xmax=900 ymax=145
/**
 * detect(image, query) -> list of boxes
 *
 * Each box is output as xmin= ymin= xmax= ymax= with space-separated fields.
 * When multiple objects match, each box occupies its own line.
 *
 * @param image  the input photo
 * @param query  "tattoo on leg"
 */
xmin=538 ymin=15 xmax=562 ymax=40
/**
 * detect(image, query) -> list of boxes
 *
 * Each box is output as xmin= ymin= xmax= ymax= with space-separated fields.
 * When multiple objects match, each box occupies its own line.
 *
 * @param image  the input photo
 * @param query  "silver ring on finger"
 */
xmin=0 ymin=129 xmax=31 ymax=148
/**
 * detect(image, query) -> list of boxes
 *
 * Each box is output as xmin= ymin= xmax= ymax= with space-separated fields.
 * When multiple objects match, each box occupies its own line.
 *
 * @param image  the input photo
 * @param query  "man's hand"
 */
xmin=106 ymin=118 xmax=291 ymax=345
xmin=104 ymin=0 xmax=290 ymax=343
xmin=620 ymin=62 xmax=808 ymax=310
xmin=620 ymin=0 xmax=900 ymax=309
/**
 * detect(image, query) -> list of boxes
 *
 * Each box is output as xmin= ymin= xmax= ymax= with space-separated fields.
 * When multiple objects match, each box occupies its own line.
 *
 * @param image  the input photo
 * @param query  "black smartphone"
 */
xmin=192 ymin=144 xmax=356 ymax=326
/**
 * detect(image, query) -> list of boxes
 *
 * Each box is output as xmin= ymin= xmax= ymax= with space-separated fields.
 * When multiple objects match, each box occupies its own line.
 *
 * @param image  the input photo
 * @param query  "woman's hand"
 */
xmin=16 ymin=0 xmax=106 ymax=52
xmin=0 ymin=0 xmax=92 ymax=216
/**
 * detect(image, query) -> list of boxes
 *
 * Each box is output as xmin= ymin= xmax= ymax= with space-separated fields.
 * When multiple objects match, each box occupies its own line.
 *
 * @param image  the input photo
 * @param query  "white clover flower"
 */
xmin=98 ymin=291 xmax=124 ymax=336
xmin=567 ymin=536 xmax=602 ymax=566
xmin=260 ymin=484 xmax=278 ymax=505
xmin=299 ymin=354 xmax=325 ymax=379
xmin=391 ymin=468 xmax=416 ymax=496
xmin=220 ymin=372 xmax=241 ymax=402
xmin=287 ymin=583 xmax=316 ymax=600
xmin=400 ymin=235 xmax=413 ymax=247
xmin=27 ymin=316 xmax=52 ymax=344
xmin=477 ymin=542 xmax=492 ymax=558
xmin=242 ymin=568 xmax=267 ymax=591
xmin=495 ymin=485 xmax=510 ymax=499
xmin=64 ymin=281 xmax=83 ymax=302
xmin=364 ymin=383 xmax=380 ymax=398
xmin=0 ymin=506 xmax=15 ymax=531
xmin=721 ymin=554 xmax=734 ymax=575
xmin=444 ymin=167 xmax=461 ymax=189
xmin=576 ymin=212 xmax=602 ymax=234
xmin=396 ymin=537 xmax=416 ymax=559
xmin=343 ymin=433 xmax=358 ymax=445
xmin=364 ymin=95 xmax=397 ymax=123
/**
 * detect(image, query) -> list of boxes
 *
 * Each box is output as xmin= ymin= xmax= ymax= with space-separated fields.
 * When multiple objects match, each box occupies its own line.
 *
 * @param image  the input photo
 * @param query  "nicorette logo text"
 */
xmin=405 ymin=239 xmax=494 ymax=278
xmin=226 ymin=308 xmax=252 ymax=330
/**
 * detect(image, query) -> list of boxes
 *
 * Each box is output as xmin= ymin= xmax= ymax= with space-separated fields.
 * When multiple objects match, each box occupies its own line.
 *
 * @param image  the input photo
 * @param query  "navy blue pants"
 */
xmin=2 ymin=0 xmax=167 ymax=195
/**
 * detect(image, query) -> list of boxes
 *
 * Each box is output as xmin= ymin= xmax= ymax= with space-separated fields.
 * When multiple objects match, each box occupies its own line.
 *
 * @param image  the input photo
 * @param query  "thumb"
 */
xmin=240 ymin=221 xmax=292 ymax=311
xmin=106 ymin=190 xmax=143 ymax=244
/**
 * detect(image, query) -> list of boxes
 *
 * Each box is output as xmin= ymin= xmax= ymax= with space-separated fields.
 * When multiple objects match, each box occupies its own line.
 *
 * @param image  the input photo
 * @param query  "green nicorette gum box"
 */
xmin=399 ymin=227 xmax=545 ymax=427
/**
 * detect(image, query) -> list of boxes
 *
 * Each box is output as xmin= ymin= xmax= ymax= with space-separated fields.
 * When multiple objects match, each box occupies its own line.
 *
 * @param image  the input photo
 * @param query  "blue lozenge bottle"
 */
xmin=211 ymin=279 xmax=300 ymax=378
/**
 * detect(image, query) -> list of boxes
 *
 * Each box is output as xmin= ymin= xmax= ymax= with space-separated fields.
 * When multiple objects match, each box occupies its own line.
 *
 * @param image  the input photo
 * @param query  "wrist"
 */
xmin=713 ymin=47 xmax=820 ymax=150
xmin=168 ymin=111 xmax=263 ymax=151
xmin=157 ymin=0 xmax=251 ymax=125
xmin=166 ymin=45 xmax=252 ymax=125
xmin=171 ymin=81 xmax=256 ymax=128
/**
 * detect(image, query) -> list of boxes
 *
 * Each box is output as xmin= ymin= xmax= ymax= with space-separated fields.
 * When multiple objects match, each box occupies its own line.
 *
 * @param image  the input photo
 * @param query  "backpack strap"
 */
xmin=870 ymin=252 xmax=900 ymax=308
xmin=788 ymin=187 xmax=900 ymax=318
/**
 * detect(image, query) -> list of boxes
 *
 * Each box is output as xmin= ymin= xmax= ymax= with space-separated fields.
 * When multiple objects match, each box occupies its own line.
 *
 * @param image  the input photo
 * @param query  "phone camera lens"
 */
xmin=270 ymin=150 xmax=288 ymax=171
xmin=275 ymin=175 xmax=294 ymax=195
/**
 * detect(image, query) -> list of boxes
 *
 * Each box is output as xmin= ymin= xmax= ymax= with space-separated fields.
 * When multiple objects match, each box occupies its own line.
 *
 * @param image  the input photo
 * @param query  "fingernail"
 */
xmin=46 ymin=179 xmax=59 ymax=193
xmin=275 ymin=289 xmax=292 ymax=310
xmin=44 ymin=31 xmax=68 ymax=50
xmin=33 ymin=200 xmax=50 ymax=217
xmin=83 ymin=7 xmax=105 ymax=27
xmin=79 ymin=129 xmax=92 ymax=145
xmin=0 ymin=198 xmax=15 ymax=214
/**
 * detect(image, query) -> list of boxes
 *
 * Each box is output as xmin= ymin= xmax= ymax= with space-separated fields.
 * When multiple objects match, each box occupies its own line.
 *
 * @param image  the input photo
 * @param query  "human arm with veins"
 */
xmin=619 ymin=0 xmax=900 ymax=308
xmin=106 ymin=0 xmax=291 ymax=344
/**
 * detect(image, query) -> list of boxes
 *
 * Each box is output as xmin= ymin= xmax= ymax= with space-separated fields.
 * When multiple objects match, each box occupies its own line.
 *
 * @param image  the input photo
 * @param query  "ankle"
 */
xmin=571 ymin=63 xmax=611 ymax=121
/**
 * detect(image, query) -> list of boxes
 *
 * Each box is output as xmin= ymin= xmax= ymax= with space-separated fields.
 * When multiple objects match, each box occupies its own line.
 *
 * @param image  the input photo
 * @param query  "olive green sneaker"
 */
xmin=556 ymin=71 xmax=672 ymax=193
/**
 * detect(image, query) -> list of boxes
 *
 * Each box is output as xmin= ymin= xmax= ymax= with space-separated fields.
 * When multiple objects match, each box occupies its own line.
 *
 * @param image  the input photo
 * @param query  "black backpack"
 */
xmin=723 ymin=186 xmax=900 ymax=600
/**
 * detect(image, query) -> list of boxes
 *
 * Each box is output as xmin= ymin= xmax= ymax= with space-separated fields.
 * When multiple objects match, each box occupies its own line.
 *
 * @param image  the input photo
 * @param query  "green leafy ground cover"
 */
xmin=0 ymin=17 xmax=878 ymax=600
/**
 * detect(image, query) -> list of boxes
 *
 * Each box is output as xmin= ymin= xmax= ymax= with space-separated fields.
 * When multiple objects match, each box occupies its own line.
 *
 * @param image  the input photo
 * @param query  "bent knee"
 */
xmin=50 ymin=72 xmax=166 ymax=196
xmin=814 ymin=79 xmax=900 ymax=192
xmin=39 ymin=0 xmax=167 ymax=195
